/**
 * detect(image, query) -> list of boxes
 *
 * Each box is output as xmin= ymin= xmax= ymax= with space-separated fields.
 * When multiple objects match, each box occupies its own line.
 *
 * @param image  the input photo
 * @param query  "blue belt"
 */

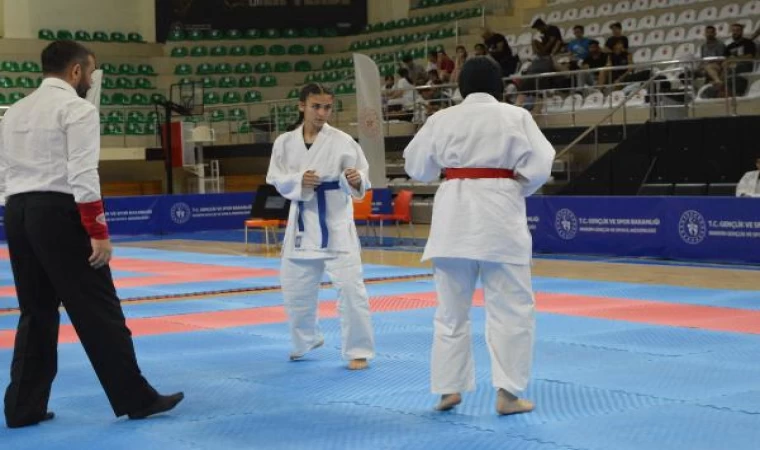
xmin=297 ymin=181 xmax=341 ymax=248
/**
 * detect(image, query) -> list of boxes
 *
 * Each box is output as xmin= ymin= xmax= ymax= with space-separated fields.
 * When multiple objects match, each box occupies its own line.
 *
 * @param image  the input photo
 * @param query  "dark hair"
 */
xmin=732 ymin=23 xmax=745 ymax=29
xmin=41 ymin=40 xmax=94 ymax=75
xmin=610 ymin=22 xmax=622 ymax=29
xmin=573 ymin=25 xmax=584 ymax=32
xmin=398 ymin=67 xmax=412 ymax=82
xmin=288 ymin=83 xmax=334 ymax=131
xmin=532 ymin=19 xmax=546 ymax=29
xmin=589 ymin=39 xmax=600 ymax=46
xmin=458 ymin=56 xmax=503 ymax=99
xmin=474 ymin=43 xmax=486 ymax=49
xmin=706 ymin=25 xmax=716 ymax=31
xmin=402 ymin=54 xmax=413 ymax=63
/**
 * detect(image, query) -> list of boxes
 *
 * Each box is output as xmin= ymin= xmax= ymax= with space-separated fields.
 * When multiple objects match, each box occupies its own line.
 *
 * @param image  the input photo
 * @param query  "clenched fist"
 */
xmin=302 ymin=170 xmax=321 ymax=189
xmin=344 ymin=168 xmax=362 ymax=190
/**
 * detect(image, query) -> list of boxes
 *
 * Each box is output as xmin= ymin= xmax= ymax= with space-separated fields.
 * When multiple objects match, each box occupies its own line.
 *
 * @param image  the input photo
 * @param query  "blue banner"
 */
xmin=160 ymin=192 xmax=253 ymax=234
xmin=104 ymin=196 xmax=162 ymax=236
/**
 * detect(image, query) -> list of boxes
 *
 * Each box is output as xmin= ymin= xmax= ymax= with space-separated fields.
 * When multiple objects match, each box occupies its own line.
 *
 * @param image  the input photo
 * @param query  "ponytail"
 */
xmin=287 ymin=82 xmax=334 ymax=131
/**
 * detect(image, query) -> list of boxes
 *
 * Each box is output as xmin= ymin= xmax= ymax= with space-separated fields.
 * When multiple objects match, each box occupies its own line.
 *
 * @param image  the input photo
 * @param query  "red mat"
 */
xmin=2 ymin=290 xmax=760 ymax=349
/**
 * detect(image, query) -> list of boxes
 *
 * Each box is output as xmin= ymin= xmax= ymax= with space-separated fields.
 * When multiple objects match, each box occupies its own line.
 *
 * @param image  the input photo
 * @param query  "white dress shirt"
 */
xmin=736 ymin=170 xmax=760 ymax=197
xmin=0 ymin=77 xmax=102 ymax=205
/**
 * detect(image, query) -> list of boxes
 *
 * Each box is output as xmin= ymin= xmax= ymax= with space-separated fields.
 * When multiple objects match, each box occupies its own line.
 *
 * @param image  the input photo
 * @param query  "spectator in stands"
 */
xmin=482 ymin=28 xmax=518 ymax=77
xmin=473 ymin=43 xmax=487 ymax=57
xmin=532 ymin=19 xmax=564 ymax=58
xmin=736 ymin=157 xmax=760 ymax=197
xmin=401 ymin=54 xmax=426 ymax=85
xmin=426 ymin=50 xmax=439 ymax=73
xmin=580 ymin=40 xmax=608 ymax=87
xmin=701 ymin=26 xmax=727 ymax=86
xmin=427 ymin=69 xmax=441 ymax=85
xmin=515 ymin=19 xmax=563 ymax=108
xmin=437 ymin=49 xmax=456 ymax=81
xmin=605 ymin=22 xmax=629 ymax=52
xmin=386 ymin=68 xmax=415 ymax=119
xmin=567 ymin=25 xmax=592 ymax=62
xmin=725 ymin=23 xmax=756 ymax=76
xmin=451 ymin=45 xmax=468 ymax=83
xmin=604 ymin=40 xmax=634 ymax=89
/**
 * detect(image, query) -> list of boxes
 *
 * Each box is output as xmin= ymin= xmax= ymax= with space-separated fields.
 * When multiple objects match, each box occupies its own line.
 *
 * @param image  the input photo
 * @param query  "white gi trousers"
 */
xmin=431 ymin=257 xmax=535 ymax=396
xmin=280 ymin=252 xmax=375 ymax=360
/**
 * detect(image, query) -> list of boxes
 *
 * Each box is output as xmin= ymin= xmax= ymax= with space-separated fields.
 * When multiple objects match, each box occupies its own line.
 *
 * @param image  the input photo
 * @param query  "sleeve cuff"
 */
xmin=77 ymin=200 xmax=109 ymax=240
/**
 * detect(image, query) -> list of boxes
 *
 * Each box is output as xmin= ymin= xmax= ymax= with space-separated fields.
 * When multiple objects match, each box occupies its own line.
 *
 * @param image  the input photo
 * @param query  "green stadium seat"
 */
xmin=239 ymin=75 xmax=256 ymax=87
xmin=207 ymin=29 xmax=223 ymax=40
xmin=231 ymin=45 xmax=247 ymax=56
xmin=119 ymin=64 xmax=137 ymax=75
xmin=111 ymin=32 xmax=127 ymax=43
xmin=100 ymin=63 xmax=117 ymax=75
xmin=56 ymin=30 xmax=74 ymax=40
xmin=283 ymin=28 xmax=299 ymax=38
xmin=321 ymin=28 xmax=338 ymax=37
xmin=210 ymin=110 xmax=225 ymax=122
xmin=100 ymin=94 xmax=111 ymax=105
xmin=128 ymin=32 xmax=144 ymax=43
xmin=126 ymin=123 xmax=145 ymax=135
xmin=322 ymin=60 xmax=335 ymax=71
xmin=384 ymin=20 xmax=396 ymax=30
xmin=178 ymin=77 xmax=193 ymax=85
xmin=304 ymin=73 xmax=317 ymax=83
xmin=219 ymin=76 xmax=237 ymax=88
xmin=229 ymin=108 xmax=247 ymax=121
xmin=136 ymin=78 xmax=154 ymax=89
xmin=191 ymin=45 xmax=208 ymax=57
xmin=144 ymin=122 xmax=157 ymax=135
xmin=131 ymin=93 xmax=149 ymax=105
xmin=274 ymin=62 xmax=292 ymax=73
xmin=288 ymin=44 xmax=305 ymax=55
xmin=102 ymin=77 xmax=115 ymax=89
xmin=211 ymin=46 xmax=228 ymax=57
xmin=268 ymin=45 xmax=286 ymax=56
xmin=116 ymin=77 xmax=134 ymax=89
xmin=150 ymin=93 xmax=166 ymax=104
xmin=244 ymin=29 xmax=261 ymax=39
xmin=204 ymin=92 xmax=220 ymax=105
xmin=325 ymin=71 xmax=340 ymax=83
xmin=244 ymin=90 xmax=262 ymax=102
xmin=259 ymin=75 xmax=276 ymax=87
xmin=235 ymin=62 xmax=253 ymax=74
xmin=75 ymin=30 xmax=92 ymax=41
xmin=249 ymin=45 xmax=266 ymax=56
xmin=335 ymin=83 xmax=349 ymax=95
xmin=349 ymin=42 xmax=360 ymax=51
xmin=171 ymin=47 xmax=189 ymax=57
xmin=107 ymin=111 xmax=125 ymax=124
xmin=397 ymin=18 xmax=409 ymax=28
xmin=303 ymin=28 xmax=319 ymax=38
xmin=201 ymin=76 xmax=216 ymax=89
xmin=103 ymin=124 xmax=123 ymax=135
xmin=147 ymin=111 xmax=161 ymax=123
xmin=215 ymin=63 xmax=232 ymax=74
xmin=226 ymin=29 xmax=242 ymax=40
xmin=139 ymin=64 xmax=155 ymax=76
xmin=264 ymin=28 xmax=280 ymax=39
xmin=99 ymin=112 xmax=107 ymax=124
xmin=196 ymin=63 xmax=214 ymax=75
xmin=308 ymin=44 xmax=325 ymax=55
xmin=294 ymin=61 xmax=312 ymax=72
xmin=93 ymin=31 xmax=110 ymax=42
xmin=255 ymin=62 xmax=272 ymax=73
xmin=188 ymin=29 xmax=204 ymax=41
xmin=235 ymin=122 xmax=251 ymax=134
xmin=9 ymin=92 xmax=25 ymax=104
xmin=2 ymin=61 xmax=20 ymax=73
xmin=128 ymin=111 xmax=146 ymax=123
xmin=168 ymin=29 xmax=185 ymax=41
xmin=287 ymin=88 xmax=299 ymax=99
xmin=112 ymin=93 xmax=129 ymax=105
xmin=22 ymin=61 xmax=41 ymax=73
xmin=175 ymin=64 xmax=192 ymax=75
xmin=38 ymin=29 xmax=55 ymax=40
xmin=223 ymin=92 xmax=241 ymax=104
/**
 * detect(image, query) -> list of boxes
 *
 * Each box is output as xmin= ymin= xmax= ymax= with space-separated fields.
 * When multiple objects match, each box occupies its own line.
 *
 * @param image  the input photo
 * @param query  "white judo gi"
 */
xmin=403 ymin=93 xmax=555 ymax=396
xmin=736 ymin=170 xmax=760 ymax=197
xmin=266 ymin=123 xmax=375 ymax=361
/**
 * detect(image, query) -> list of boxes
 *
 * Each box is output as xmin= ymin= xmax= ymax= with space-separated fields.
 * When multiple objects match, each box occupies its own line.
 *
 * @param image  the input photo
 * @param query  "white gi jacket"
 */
xmin=736 ymin=170 xmax=760 ymax=198
xmin=403 ymin=93 xmax=555 ymax=265
xmin=266 ymin=123 xmax=370 ymax=259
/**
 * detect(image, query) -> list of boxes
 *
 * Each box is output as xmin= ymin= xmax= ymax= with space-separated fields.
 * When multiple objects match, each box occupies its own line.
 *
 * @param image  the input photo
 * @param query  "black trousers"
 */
xmin=3 ymin=192 xmax=158 ymax=426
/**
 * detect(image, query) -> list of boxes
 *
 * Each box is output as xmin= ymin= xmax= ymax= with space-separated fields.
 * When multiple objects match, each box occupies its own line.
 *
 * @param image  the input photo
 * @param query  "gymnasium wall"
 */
xmin=368 ymin=0 xmax=410 ymax=25
xmin=1 ymin=0 xmax=156 ymax=41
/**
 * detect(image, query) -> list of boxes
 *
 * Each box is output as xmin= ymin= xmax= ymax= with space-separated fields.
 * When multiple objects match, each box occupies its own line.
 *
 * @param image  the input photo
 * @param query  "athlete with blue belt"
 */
xmin=266 ymin=83 xmax=375 ymax=370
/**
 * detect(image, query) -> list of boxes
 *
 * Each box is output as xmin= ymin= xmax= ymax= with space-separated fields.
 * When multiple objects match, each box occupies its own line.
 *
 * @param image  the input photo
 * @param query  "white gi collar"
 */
xmin=461 ymin=92 xmax=499 ymax=105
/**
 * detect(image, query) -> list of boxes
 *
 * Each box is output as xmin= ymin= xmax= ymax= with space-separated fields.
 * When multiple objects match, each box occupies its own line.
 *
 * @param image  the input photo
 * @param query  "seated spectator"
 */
xmin=515 ymin=19 xmax=563 ymax=108
xmin=482 ymin=28 xmax=518 ymax=77
xmin=401 ymin=54 xmax=427 ymax=85
xmin=567 ymin=25 xmax=592 ymax=62
xmin=580 ymin=40 xmax=608 ymax=87
xmin=701 ymin=25 xmax=727 ymax=87
xmin=386 ymin=68 xmax=416 ymax=119
xmin=736 ymin=157 xmax=760 ymax=197
xmin=603 ymin=40 xmax=634 ymax=89
xmin=426 ymin=50 xmax=438 ymax=73
xmin=473 ymin=43 xmax=487 ymax=56
xmin=436 ymin=49 xmax=455 ymax=81
xmin=605 ymin=22 xmax=629 ymax=52
xmin=426 ymin=69 xmax=441 ymax=85
xmin=451 ymin=45 xmax=468 ymax=83
xmin=725 ymin=23 xmax=756 ymax=75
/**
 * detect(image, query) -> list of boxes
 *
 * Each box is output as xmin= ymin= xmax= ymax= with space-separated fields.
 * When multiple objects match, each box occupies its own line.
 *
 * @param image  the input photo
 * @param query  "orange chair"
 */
xmin=352 ymin=190 xmax=374 ymax=242
xmin=368 ymin=189 xmax=415 ymax=245
xmin=244 ymin=219 xmax=285 ymax=250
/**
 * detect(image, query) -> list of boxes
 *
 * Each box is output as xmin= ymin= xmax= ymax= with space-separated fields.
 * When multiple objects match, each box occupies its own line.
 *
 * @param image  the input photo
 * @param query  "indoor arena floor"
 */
xmin=1 ymin=230 xmax=760 ymax=449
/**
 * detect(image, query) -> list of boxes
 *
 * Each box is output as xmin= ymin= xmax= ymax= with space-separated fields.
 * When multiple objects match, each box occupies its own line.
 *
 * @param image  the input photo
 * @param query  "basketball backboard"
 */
xmin=169 ymin=81 xmax=204 ymax=116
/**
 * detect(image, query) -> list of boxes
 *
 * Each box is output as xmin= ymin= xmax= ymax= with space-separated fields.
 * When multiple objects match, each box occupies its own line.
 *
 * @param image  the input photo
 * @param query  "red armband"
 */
xmin=77 ymin=200 xmax=109 ymax=240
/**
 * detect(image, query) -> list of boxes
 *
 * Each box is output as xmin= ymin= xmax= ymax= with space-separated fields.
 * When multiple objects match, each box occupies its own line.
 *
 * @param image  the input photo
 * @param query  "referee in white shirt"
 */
xmin=0 ymin=40 xmax=183 ymax=428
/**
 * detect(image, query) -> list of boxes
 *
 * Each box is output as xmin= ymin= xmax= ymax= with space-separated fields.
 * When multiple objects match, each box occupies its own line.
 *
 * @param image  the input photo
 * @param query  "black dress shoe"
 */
xmin=128 ymin=392 xmax=184 ymax=420
xmin=6 ymin=411 xmax=55 ymax=429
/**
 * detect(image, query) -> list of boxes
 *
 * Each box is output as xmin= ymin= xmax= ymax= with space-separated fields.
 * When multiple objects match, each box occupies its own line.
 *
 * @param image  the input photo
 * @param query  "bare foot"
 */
xmin=496 ymin=389 xmax=534 ymax=416
xmin=348 ymin=358 xmax=369 ymax=370
xmin=435 ymin=393 xmax=462 ymax=411
xmin=289 ymin=338 xmax=324 ymax=361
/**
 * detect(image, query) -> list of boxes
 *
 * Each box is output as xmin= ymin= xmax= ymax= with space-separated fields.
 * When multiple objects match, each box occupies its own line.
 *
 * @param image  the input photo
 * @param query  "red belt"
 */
xmin=445 ymin=168 xmax=515 ymax=180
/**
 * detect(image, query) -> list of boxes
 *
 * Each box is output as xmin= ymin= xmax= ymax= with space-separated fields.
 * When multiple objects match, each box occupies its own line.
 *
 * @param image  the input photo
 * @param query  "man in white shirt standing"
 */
xmin=0 ymin=40 xmax=183 ymax=428
xmin=403 ymin=56 xmax=555 ymax=415
xmin=736 ymin=157 xmax=760 ymax=197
